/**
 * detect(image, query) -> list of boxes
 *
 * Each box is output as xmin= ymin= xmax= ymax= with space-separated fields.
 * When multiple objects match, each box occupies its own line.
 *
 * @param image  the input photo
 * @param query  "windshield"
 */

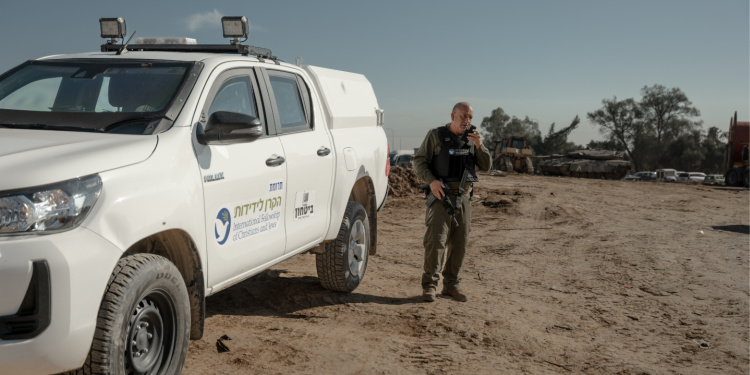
xmin=0 ymin=60 xmax=193 ymax=134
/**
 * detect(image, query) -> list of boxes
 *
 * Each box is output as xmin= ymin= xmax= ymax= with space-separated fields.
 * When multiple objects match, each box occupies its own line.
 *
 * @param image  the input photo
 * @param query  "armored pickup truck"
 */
xmin=0 ymin=16 xmax=389 ymax=374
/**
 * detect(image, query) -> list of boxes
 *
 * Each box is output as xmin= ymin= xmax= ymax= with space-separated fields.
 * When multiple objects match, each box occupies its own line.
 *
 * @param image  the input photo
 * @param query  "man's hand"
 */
xmin=466 ymin=129 xmax=482 ymax=148
xmin=430 ymin=179 xmax=445 ymax=200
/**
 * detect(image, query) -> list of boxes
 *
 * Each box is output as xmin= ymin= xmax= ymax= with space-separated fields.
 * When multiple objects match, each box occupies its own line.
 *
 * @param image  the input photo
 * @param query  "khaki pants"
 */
xmin=422 ymin=193 xmax=471 ymax=289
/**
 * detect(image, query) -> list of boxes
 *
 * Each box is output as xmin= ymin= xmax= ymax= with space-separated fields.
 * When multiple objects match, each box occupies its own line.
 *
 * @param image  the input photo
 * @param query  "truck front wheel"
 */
xmin=316 ymin=201 xmax=370 ymax=292
xmin=82 ymin=254 xmax=190 ymax=375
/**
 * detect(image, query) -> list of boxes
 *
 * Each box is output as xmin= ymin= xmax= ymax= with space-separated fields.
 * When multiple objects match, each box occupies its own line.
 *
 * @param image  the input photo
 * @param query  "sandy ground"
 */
xmin=182 ymin=169 xmax=749 ymax=375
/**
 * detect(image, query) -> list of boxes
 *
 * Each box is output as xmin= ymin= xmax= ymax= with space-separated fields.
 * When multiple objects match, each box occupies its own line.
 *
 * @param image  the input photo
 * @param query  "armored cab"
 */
xmin=538 ymin=149 xmax=631 ymax=179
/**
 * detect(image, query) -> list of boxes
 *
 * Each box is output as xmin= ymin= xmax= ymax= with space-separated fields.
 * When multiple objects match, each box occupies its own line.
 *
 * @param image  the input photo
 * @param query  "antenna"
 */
xmin=117 ymin=30 xmax=137 ymax=55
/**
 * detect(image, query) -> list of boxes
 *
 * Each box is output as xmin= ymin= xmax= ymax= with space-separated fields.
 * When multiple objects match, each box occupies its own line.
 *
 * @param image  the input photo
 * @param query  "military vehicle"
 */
xmin=538 ymin=149 xmax=631 ymax=179
xmin=492 ymin=136 xmax=534 ymax=174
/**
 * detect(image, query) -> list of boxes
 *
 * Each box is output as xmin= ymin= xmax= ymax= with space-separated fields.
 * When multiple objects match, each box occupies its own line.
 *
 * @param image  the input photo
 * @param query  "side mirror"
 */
xmin=197 ymin=111 xmax=264 ymax=145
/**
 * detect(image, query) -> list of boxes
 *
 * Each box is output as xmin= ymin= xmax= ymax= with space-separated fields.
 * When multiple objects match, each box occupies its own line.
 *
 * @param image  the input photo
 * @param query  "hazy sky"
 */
xmin=1 ymin=1 xmax=747 ymax=150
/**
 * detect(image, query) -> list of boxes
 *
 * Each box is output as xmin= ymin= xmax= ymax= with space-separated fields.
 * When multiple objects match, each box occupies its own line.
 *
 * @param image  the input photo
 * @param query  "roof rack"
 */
xmin=100 ymin=43 xmax=278 ymax=60
xmin=98 ymin=16 xmax=279 ymax=61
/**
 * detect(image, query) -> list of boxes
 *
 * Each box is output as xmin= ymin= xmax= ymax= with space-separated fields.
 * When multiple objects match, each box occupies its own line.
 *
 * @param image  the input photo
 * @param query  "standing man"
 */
xmin=412 ymin=102 xmax=492 ymax=302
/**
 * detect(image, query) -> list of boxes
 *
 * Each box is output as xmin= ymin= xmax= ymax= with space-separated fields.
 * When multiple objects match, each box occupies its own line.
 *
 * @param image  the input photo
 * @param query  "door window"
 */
xmin=208 ymin=76 xmax=257 ymax=118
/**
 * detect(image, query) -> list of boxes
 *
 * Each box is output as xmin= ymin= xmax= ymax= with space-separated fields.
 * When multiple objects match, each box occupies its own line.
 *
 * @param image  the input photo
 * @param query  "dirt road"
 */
xmin=183 ymin=170 xmax=749 ymax=374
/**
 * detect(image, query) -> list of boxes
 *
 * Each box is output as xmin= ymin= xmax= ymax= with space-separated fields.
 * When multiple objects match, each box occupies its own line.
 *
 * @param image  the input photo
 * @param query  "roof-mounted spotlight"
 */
xmin=221 ymin=16 xmax=248 ymax=44
xmin=100 ymin=17 xmax=126 ymax=44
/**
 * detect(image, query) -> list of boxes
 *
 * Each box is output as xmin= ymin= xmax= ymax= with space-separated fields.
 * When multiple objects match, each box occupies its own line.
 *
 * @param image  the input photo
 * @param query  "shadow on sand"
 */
xmin=712 ymin=225 xmax=750 ymax=235
xmin=205 ymin=269 xmax=423 ymax=319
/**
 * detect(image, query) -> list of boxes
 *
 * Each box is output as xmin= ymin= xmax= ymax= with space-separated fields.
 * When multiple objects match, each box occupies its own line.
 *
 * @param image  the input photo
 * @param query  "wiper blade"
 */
xmin=0 ymin=123 xmax=102 ymax=132
xmin=103 ymin=115 xmax=168 ymax=134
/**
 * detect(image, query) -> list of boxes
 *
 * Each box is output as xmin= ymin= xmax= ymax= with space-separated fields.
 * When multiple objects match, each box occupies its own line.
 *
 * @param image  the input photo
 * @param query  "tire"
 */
xmin=744 ymin=169 xmax=749 ymax=188
xmin=316 ymin=201 xmax=370 ymax=292
xmin=523 ymin=157 xmax=534 ymax=174
xmin=726 ymin=169 xmax=740 ymax=187
xmin=82 ymin=254 xmax=190 ymax=375
xmin=501 ymin=156 xmax=513 ymax=172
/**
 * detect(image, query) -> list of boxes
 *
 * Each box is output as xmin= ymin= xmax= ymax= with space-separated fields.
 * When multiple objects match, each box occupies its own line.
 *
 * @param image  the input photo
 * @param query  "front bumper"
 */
xmin=0 ymin=228 xmax=122 ymax=375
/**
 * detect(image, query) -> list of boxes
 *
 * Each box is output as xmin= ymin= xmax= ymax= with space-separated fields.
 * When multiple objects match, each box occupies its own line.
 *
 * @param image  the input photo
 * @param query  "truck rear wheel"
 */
xmin=316 ymin=201 xmax=370 ymax=292
xmin=743 ymin=169 xmax=749 ymax=188
xmin=82 ymin=254 xmax=190 ymax=375
xmin=726 ymin=169 xmax=740 ymax=187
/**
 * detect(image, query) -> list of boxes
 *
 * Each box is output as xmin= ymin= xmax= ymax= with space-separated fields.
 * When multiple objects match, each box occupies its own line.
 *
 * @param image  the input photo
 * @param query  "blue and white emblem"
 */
xmin=215 ymin=208 xmax=231 ymax=245
xmin=448 ymin=149 xmax=456 ymax=155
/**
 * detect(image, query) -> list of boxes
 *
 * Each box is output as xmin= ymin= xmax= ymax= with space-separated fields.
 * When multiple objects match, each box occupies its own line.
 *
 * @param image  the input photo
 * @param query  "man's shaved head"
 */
xmin=452 ymin=102 xmax=472 ymax=113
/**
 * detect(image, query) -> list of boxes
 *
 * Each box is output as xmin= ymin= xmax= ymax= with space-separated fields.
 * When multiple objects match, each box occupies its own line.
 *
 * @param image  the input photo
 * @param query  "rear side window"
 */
xmin=266 ymin=71 xmax=311 ymax=134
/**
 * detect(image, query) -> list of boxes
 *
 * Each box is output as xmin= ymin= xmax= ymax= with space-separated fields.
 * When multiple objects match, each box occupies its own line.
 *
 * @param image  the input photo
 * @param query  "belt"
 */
xmin=445 ymin=189 xmax=470 ymax=196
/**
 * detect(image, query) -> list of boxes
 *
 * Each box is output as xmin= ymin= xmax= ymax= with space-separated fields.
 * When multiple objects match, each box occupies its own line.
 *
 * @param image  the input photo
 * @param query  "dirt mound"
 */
xmin=388 ymin=167 xmax=425 ymax=197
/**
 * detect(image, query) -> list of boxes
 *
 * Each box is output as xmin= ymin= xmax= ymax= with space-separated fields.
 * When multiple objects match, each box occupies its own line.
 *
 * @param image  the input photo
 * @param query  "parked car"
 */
xmin=389 ymin=149 xmax=415 ymax=166
xmin=676 ymin=172 xmax=691 ymax=183
xmin=656 ymin=168 xmax=678 ymax=182
xmin=628 ymin=171 xmax=656 ymax=181
xmin=688 ymin=172 xmax=706 ymax=182
xmin=678 ymin=172 xmax=706 ymax=183
xmin=703 ymin=174 xmax=725 ymax=185
xmin=638 ymin=171 xmax=656 ymax=181
xmin=394 ymin=154 xmax=414 ymax=167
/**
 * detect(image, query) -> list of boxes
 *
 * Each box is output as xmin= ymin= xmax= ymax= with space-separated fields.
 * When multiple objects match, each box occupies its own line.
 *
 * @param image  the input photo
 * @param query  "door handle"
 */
xmin=317 ymin=147 xmax=331 ymax=156
xmin=266 ymin=155 xmax=285 ymax=167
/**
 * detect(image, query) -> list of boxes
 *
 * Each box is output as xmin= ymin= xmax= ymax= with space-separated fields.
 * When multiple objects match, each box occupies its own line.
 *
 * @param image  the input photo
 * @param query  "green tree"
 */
xmin=640 ymin=84 xmax=701 ymax=147
xmin=700 ymin=126 xmax=727 ymax=173
xmin=480 ymin=107 xmax=542 ymax=152
xmin=660 ymin=130 xmax=704 ymax=171
xmin=536 ymin=115 xmax=580 ymax=156
xmin=587 ymin=97 xmax=644 ymax=170
xmin=479 ymin=107 xmax=511 ymax=146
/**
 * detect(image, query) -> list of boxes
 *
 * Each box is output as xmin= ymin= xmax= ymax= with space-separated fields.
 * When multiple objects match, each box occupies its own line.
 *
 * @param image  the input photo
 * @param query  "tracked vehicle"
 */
xmin=538 ymin=149 xmax=631 ymax=179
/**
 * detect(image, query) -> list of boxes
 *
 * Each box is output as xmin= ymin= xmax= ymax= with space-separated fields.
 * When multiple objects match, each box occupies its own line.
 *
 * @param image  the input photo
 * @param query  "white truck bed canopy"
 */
xmin=303 ymin=65 xmax=382 ymax=129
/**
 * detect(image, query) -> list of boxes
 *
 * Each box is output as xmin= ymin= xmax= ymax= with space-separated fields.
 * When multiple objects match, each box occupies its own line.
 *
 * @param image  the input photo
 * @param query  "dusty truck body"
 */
xmin=723 ymin=111 xmax=749 ymax=187
xmin=538 ymin=149 xmax=631 ymax=180
xmin=0 ymin=17 xmax=388 ymax=375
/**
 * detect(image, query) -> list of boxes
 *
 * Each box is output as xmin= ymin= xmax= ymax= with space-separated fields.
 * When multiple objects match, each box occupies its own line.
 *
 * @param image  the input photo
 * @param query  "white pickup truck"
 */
xmin=0 ymin=17 xmax=389 ymax=374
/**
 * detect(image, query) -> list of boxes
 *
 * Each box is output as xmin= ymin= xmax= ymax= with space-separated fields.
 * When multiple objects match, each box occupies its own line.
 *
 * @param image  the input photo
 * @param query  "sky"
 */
xmin=1 ymin=1 xmax=747 ymax=150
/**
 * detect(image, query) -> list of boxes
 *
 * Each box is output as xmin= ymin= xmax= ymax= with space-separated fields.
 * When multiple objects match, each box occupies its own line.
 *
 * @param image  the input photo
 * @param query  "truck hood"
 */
xmin=0 ymin=129 xmax=157 ymax=191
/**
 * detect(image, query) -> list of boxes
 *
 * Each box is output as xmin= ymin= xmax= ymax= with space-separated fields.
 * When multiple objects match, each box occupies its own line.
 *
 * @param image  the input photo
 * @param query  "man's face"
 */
xmin=450 ymin=106 xmax=474 ymax=136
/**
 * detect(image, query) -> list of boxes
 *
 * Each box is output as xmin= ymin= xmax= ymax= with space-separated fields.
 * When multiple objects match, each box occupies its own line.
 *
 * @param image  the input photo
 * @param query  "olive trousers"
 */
xmin=421 ymin=192 xmax=471 ymax=289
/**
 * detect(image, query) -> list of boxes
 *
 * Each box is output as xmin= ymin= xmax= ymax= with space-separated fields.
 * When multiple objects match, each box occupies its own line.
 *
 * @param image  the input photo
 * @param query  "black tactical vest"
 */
xmin=429 ymin=126 xmax=478 ymax=183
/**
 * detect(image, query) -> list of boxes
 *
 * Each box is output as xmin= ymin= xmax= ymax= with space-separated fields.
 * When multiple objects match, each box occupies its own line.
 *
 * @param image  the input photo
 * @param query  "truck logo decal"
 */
xmin=215 ymin=192 xmax=284 ymax=246
xmin=215 ymin=208 xmax=231 ymax=245
xmin=294 ymin=190 xmax=316 ymax=220
xmin=204 ymin=172 xmax=225 ymax=183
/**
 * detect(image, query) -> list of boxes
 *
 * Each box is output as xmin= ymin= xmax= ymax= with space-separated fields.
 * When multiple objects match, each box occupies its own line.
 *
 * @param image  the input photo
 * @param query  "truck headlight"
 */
xmin=0 ymin=174 xmax=102 ymax=234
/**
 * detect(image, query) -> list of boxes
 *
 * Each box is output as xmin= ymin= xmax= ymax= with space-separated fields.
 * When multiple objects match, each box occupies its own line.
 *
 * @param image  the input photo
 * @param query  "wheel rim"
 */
xmin=347 ymin=219 xmax=367 ymax=277
xmin=126 ymin=289 xmax=177 ymax=375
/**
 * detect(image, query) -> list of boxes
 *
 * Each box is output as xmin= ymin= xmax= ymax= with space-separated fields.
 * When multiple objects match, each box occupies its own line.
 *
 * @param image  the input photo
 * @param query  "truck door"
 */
xmin=261 ymin=69 xmax=334 ymax=253
xmin=194 ymin=68 xmax=287 ymax=288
